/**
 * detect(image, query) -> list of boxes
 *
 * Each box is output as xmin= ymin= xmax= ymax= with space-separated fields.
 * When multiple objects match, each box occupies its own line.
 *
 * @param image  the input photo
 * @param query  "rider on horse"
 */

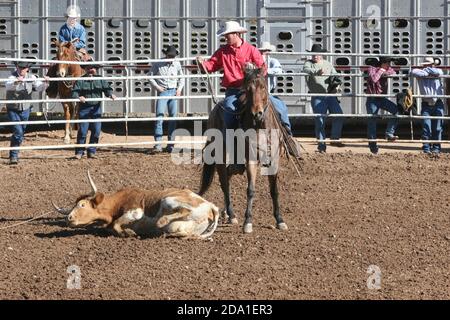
xmin=59 ymin=5 xmax=88 ymax=61
xmin=46 ymin=5 xmax=89 ymax=98
xmin=196 ymin=21 xmax=301 ymax=174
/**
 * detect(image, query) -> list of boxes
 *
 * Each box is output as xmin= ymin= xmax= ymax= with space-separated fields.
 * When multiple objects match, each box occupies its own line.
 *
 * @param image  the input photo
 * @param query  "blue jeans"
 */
xmin=7 ymin=107 xmax=31 ymax=160
xmin=421 ymin=100 xmax=444 ymax=153
xmin=222 ymin=88 xmax=242 ymax=130
xmin=311 ymin=97 xmax=344 ymax=151
xmin=366 ymin=97 xmax=398 ymax=152
xmin=155 ymin=88 xmax=178 ymax=150
xmin=76 ymin=104 xmax=102 ymax=155
xmin=223 ymin=89 xmax=292 ymax=133
xmin=270 ymin=95 xmax=292 ymax=134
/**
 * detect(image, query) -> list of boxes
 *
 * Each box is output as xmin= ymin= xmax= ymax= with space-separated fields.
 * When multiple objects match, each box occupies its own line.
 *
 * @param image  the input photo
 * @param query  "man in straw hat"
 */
xmin=197 ymin=21 xmax=298 ymax=173
xmin=303 ymin=44 xmax=345 ymax=153
xmin=411 ymin=56 xmax=444 ymax=155
xmin=5 ymin=61 xmax=49 ymax=165
xmin=148 ymin=45 xmax=185 ymax=154
xmin=71 ymin=62 xmax=116 ymax=160
xmin=365 ymin=56 xmax=399 ymax=154
xmin=258 ymin=41 xmax=282 ymax=93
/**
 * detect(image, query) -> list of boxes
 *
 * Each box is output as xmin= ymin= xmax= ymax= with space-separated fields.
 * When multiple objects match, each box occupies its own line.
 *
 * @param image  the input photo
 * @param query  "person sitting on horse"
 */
xmin=59 ymin=5 xmax=88 ymax=61
xmin=5 ymin=61 xmax=49 ymax=165
xmin=196 ymin=21 xmax=300 ymax=173
xmin=46 ymin=6 xmax=88 ymax=98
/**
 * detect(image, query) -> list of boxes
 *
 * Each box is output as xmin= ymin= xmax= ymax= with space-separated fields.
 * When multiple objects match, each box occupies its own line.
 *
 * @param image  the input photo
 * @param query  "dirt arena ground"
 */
xmin=0 ymin=131 xmax=449 ymax=300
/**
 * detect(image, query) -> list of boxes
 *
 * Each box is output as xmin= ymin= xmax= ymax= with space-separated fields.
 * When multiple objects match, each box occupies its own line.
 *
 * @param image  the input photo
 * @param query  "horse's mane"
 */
xmin=240 ymin=66 xmax=268 ymax=108
xmin=242 ymin=66 xmax=266 ymax=90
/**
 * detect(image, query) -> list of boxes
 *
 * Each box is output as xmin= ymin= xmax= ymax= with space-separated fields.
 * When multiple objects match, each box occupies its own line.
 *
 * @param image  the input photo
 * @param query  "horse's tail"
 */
xmin=198 ymin=162 xmax=216 ymax=196
xmin=198 ymin=137 xmax=217 ymax=196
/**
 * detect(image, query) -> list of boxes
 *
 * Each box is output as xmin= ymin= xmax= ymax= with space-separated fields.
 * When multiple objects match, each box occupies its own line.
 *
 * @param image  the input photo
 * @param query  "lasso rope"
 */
xmin=0 ymin=210 xmax=55 ymax=231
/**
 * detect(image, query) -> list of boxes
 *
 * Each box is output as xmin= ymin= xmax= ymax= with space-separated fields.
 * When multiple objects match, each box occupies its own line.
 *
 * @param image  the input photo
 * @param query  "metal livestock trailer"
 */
xmin=0 ymin=0 xmax=449 ymax=117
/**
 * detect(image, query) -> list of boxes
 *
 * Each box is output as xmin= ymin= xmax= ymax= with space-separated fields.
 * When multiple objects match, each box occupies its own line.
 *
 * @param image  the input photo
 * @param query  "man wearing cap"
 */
xmin=411 ymin=57 xmax=444 ymax=155
xmin=303 ymin=44 xmax=344 ymax=153
xmin=71 ymin=63 xmax=116 ymax=159
xmin=365 ymin=56 xmax=399 ymax=154
xmin=5 ymin=61 xmax=49 ymax=165
xmin=196 ymin=21 xmax=296 ymax=164
xmin=148 ymin=45 xmax=185 ymax=153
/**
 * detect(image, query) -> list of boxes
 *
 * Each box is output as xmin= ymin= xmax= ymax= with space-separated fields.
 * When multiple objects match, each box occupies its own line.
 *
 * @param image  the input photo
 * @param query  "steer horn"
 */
xmin=87 ymin=169 xmax=98 ymax=195
xmin=52 ymin=202 xmax=71 ymax=216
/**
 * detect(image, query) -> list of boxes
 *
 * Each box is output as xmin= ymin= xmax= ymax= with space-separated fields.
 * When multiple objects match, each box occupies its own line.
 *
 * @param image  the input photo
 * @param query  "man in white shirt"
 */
xmin=5 ymin=61 xmax=48 ymax=164
xmin=148 ymin=45 xmax=185 ymax=153
xmin=410 ymin=57 xmax=444 ymax=154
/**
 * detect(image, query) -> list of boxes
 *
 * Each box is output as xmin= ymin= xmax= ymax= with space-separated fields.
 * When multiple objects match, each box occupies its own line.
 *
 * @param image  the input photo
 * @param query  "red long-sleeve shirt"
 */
xmin=202 ymin=40 xmax=265 ymax=88
xmin=366 ymin=66 xmax=397 ymax=94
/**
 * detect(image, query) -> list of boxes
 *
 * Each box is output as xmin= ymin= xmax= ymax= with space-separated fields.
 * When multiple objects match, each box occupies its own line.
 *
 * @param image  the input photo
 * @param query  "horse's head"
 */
xmin=240 ymin=65 xmax=269 ymax=126
xmin=53 ymin=40 xmax=78 ymax=78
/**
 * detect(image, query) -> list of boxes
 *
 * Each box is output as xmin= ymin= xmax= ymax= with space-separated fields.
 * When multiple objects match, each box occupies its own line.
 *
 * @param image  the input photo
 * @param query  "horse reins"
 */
xmin=197 ymin=62 xmax=247 ymax=116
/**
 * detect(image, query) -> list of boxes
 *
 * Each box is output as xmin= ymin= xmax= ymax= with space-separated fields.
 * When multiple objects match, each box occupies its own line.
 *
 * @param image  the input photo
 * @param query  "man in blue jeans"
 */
xmin=411 ymin=57 xmax=444 ymax=155
xmin=149 ymin=45 xmax=184 ymax=153
xmin=365 ymin=57 xmax=398 ymax=154
xmin=303 ymin=44 xmax=344 ymax=153
xmin=71 ymin=63 xmax=116 ymax=159
xmin=197 ymin=21 xmax=300 ymax=176
xmin=5 ymin=61 xmax=48 ymax=165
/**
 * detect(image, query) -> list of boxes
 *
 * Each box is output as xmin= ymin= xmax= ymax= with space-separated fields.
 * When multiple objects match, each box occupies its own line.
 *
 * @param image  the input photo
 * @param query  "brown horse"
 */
xmin=198 ymin=66 xmax=288 ymax=234
xmin=47 ymin=40 xmax=84 ymax=144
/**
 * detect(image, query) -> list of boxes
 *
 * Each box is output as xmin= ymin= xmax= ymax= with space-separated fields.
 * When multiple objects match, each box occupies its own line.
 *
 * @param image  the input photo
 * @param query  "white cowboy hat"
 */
xmin=217 ymin=21 xmax=248 ymax=37
xmin=259 ymin=41 xmax=276 ymax=52
xmin=420 ymin=57 xmax=436 ymax=66
xmin=66 ymin=6 xmax=81 ymax=18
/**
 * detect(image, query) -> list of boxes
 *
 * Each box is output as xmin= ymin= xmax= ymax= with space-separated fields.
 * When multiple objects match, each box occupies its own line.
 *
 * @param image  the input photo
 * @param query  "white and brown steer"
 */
xmin=52 ymin=171 xmax=219 ymax=239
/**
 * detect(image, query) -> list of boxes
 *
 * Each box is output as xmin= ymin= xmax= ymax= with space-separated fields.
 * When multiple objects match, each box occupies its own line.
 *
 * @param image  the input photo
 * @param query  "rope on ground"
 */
xmin=0 ymin=210 xmax=54 ymax=231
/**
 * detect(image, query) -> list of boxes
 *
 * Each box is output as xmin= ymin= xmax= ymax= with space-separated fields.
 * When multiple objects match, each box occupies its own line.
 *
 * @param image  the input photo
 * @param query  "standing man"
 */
xmin=258 ymin=41 xmax=293 ymax=136
xmin=365 ymin=57 xmax=399 ymax=154
xmin=71 ymin=63 xmax=116 ymax=159
xmin=303 ymin=44 xmax=344 ymax=153
xmin=149 ymin=45 xmax=185 ymax=153
xmin=411 ymin=57 xmax=444 ymax=155
xmin=5 ymin=61 xmax=48 ymax=165
xmin=259 ymin=41 xmax=282 ymax=93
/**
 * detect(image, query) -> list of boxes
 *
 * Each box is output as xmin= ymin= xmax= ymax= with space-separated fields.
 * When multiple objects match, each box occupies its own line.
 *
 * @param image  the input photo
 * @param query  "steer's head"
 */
xmin=53 ymin=171 xmax=108 ymax=228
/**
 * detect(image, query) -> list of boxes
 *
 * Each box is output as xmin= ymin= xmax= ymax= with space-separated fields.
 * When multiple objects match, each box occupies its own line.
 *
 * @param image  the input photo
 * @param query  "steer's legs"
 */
xmin=156 ymin=207 xmax=191 ymax=228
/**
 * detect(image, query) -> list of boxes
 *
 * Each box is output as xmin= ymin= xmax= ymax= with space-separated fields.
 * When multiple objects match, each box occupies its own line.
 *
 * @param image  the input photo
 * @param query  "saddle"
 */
xmin=76 ymin=48 xmax=91 ymax=62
